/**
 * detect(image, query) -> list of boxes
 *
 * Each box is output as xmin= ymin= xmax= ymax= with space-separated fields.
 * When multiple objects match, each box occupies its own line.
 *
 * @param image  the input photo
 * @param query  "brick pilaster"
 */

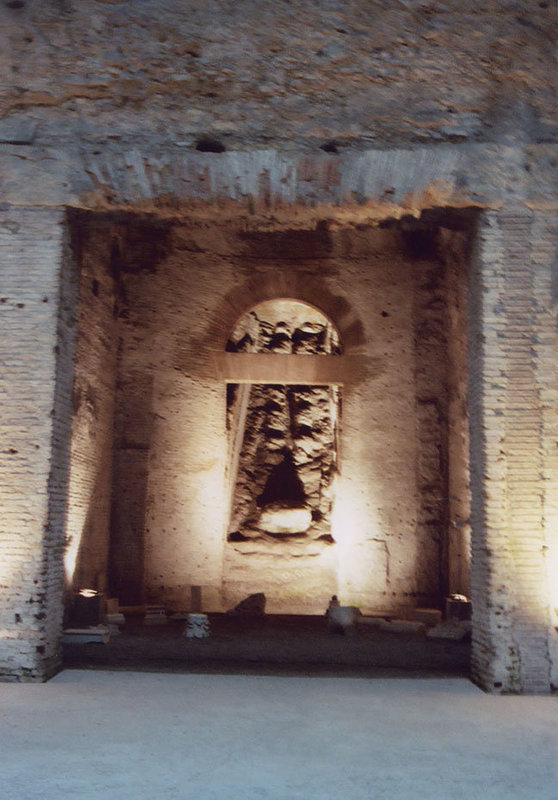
xmin=0 ymin=207 xmax=78 ymax=681
xmin=468 ymin=209 xmax=556 ymax=693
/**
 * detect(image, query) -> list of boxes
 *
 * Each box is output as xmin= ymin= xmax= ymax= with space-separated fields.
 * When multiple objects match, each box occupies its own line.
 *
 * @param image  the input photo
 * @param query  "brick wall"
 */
xmin=97 ymin=219 xmax=468 ymax=615
xmin=0 ymin=1 xmax=553 ymax=152
xmin=0 ymin=198 xmax=555 ymax=691
xmin=0 ymin=0 xmax=555 ymax=692
xmin=413 ymin=246 xmax=451 ymax=608
xmin=443 ymin=229 xmax=471 ymax=597
xmin=468 ymin=210 xmax=557 ymax=693
xmin=0 ymin=206 xmax=77 ymax=681
xmin=64 ymin=219 xmax=118 ymax=598
xmin=531 ymin=211 xmax=558 ymax=692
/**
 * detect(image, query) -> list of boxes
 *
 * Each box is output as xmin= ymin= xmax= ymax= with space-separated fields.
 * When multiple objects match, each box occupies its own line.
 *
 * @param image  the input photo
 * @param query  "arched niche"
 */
xmin=203 ymin=272 xmax=365 ymax=355
xmin=224 ymin=298 xmax=342 ymax=555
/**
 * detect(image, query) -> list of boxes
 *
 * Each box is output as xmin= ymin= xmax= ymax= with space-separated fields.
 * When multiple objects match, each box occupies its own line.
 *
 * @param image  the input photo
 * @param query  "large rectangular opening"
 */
xmin=61 ymin=207 xmax=477 ymax=672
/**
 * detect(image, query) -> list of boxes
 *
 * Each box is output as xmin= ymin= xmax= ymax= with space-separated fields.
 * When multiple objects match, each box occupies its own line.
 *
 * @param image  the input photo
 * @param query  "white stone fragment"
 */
xmin=184 ymin=613 xmax=211 ymax=638
xmin=258 ymin=505 xmax=312 ymax=534
xmin=327 ymin=605 xmax=361 ymax=633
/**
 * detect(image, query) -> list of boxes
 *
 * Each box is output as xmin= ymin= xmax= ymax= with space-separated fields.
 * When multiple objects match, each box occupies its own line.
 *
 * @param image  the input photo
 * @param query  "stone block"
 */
xmin=427 ymin=620 xmax=472 ymax=640
xmin=445 ymin=596 xmax=472 ymax=621
xmin=184 ymin=614 xmax=210 ymax=639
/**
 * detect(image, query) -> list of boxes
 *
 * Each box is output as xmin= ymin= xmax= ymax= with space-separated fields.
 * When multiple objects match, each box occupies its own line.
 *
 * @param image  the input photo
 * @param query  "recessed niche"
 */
xmin=226 ymin=300 xmax=341 ymax=550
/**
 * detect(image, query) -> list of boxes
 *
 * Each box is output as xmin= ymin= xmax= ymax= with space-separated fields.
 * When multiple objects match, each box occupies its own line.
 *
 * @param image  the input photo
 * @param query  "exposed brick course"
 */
xmin=0 ymin=207 xmax=76 ymax=681
xmin=468 ymin=210 xmax=557 ymax=693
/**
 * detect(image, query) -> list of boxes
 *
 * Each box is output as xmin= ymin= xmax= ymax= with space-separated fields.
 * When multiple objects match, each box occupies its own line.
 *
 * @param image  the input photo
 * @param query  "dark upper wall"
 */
xmin=0 ymin=0 xmax=555 ymax=152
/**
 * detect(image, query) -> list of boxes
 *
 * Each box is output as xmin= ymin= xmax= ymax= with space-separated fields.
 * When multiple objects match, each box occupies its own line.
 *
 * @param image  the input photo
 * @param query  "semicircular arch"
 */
xmin=206 ymin=272 xmax=365 ymax=354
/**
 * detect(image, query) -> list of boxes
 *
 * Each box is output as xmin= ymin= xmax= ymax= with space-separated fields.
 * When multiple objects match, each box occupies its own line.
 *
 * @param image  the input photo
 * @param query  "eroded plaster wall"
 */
xmin=101 ymin=218 xmax=470 ymax=615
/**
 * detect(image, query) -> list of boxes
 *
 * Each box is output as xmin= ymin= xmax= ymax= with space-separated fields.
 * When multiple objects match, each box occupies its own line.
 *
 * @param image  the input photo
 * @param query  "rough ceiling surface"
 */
xmin=0 ymin=0 xmax=555 ymax=152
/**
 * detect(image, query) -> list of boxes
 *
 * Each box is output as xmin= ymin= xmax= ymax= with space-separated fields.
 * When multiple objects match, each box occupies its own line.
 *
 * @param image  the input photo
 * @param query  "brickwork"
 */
xmin=0 ymin=1 xmax=553 ymax=152
xmin=442 ymin=230 xmax=471 ymax=597
xmin=64 ymin=224 xmax=118 ymax=596
xmin=0 ymin=206 xmax=76 ymax=681
xmin=468 ymin=210 xmax=557 ymax=693
xmin=0 ymin=1 xmax=555 ymax=690
xmin=531 ymin=212 xmax=558 ymax=692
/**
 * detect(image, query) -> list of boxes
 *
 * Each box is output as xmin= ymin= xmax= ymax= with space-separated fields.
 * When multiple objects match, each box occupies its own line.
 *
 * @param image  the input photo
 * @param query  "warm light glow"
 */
xmin=78 ymin=588 xmax=98 ymax=598
xmin=142 ymin=375 xmax=229 ymax=604
xmin=64 ymin=452 xmax=96 ymax=586
xmin=331 ymin=473 xmax=386 ymax=611
xmin=64 ymin=532 xmax=80 ymax=586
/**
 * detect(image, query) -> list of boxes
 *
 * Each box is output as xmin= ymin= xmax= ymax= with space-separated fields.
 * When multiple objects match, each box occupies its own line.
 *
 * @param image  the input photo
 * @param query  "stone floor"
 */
xmin=1 ymin=670 xmax=556 ymax=800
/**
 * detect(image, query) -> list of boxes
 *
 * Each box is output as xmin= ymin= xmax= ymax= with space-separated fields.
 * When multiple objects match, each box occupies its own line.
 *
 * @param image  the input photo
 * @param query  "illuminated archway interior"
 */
xmin=62 ymin=211 xmax=473 ymax=618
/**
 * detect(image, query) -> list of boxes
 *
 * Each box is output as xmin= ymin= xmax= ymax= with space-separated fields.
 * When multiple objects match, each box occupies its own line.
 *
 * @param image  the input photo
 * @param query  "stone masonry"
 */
xmin=0 ymin=1 xmax=556 ymax=691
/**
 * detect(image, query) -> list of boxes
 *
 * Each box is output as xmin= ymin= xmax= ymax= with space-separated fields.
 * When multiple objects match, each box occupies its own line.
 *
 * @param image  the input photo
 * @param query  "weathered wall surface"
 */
xmin=0 ymin=207 xmax=77 ymax=681
xmin=442 ymin=230 xmax=471 ymax=598
xmin=63 ymin=220 xmax=118 ymax=596
xmin=99 ymin=219 xmax=468 ymax=615
xmin=0 ymin=1 xmax=555 ymax=689
xmin=0 ymin=1 xmax=555 ymax=216
xmin=0 ymin=0 xmax=554 ymax=151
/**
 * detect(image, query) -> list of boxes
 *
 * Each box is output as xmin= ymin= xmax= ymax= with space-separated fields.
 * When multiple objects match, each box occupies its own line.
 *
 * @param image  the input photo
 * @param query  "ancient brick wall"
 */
xmin=63 ymin=218 xmax=118 ymax=597
xmin=468 ymin=210 xmax=557 ymax=693
xmin=442 ymin=230 xmax=471 ymax=598
xmin=0 ymin=1 xmax=553 ymax=151
xmin=0 ymin=207 xmax=77 ymax=681
xmin=0 ymin=0 xmax=555 ymax=689
xmin=98 ymin=220 xmax=468 ymax=615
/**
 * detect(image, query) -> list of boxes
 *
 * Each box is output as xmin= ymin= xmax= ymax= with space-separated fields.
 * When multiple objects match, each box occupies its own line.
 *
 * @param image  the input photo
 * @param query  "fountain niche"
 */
xmin=223 ymin=300 xmax=342 ymax=612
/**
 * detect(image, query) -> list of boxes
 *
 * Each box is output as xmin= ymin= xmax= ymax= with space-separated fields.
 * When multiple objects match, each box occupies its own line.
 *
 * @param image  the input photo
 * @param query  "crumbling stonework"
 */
xmin=0 ymin=0 xmax=554 ymax=152
xmin=226 ymin=306 xmax=339 ymax=547
xmin=0 ymin=1 xmax=556 ymax=690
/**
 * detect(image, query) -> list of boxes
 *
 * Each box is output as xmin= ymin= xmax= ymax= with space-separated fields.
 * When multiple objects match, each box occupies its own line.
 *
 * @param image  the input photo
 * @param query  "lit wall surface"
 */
xmin=71 ymin=220 xmax=472 ymax=615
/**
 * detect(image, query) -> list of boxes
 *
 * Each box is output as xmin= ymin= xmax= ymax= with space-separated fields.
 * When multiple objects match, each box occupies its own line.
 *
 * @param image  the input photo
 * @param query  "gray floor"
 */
xmin=1 ymin=670 xmax=556 ymax=800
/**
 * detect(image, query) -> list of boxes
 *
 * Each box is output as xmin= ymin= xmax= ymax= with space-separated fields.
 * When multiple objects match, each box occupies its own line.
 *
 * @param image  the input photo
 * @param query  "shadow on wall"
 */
xmin=107 ymin=372 xmax=155 ymax=606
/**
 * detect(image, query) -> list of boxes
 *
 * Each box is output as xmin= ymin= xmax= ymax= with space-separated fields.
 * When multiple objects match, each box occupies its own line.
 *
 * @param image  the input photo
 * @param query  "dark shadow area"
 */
xmin=63 ymin=614 xmax=470 ymax=678
xmin=108 ymin=372 xmax=154 ymax=605
xmin=257 ymin=451 xmax=306 ymax=508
